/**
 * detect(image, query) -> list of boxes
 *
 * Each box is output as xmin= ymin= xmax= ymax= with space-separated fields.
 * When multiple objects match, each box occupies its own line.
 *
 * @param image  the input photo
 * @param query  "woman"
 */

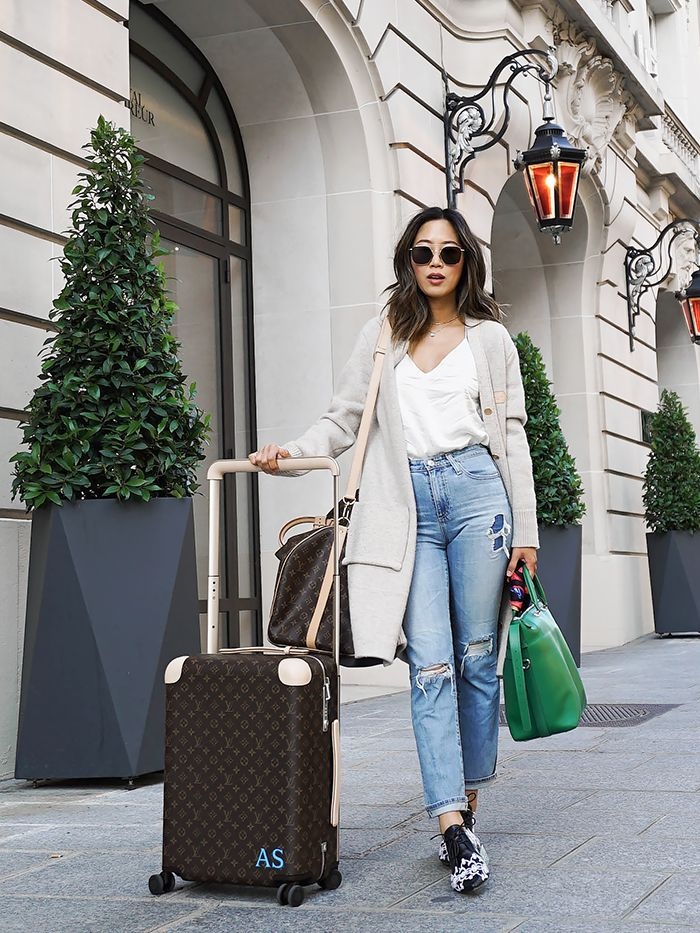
xmin=249 ymin=206 xmax=539 ymax=894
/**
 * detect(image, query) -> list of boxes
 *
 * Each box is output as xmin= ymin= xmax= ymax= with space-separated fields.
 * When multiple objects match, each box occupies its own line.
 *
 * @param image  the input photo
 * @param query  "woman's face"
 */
xmin=410 ymin=219 xmax=464 ymax=301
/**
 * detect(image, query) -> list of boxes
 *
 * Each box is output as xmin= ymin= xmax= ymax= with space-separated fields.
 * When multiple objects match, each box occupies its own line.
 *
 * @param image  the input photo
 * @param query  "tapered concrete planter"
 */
xmin=646 ymin=531 xmax=700 ymax=635
xmin=15 ymin=498 xmax=200 ymax=780
xmin=534 ymin=524 xmax=583 ymax=666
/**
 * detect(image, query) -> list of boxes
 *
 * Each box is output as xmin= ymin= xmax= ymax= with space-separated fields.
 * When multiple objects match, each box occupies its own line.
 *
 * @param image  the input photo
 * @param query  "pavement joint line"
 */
xmin=621 ymin=921 xmax=700 ymax=930
xmin=169 ymin=901 xmax=532 ymax=922
xmin=144 ymin=902 xmax=221 ymax=932
xmin=385 ymin=873 xmax=447 ymax=909
xmin=554 ymin=789 xmax=601 ymax=811
xmin=1 ymin=847 xmax=161 ymax=855
xmin=0 ymin=849 xmax=83 ymax=883
xmin=0 ymin=893 xmax=203 ymax=903
xmin=0 ymin=821 xmax=162 ymax=829
xmin=542 ymin=832 xmax=597 ymax=867
xmin=0 ymin=825 xmax=58 ymax=841
xmin=634 ymin=810 xmax=675 ymax=836
xmin=167 ymin=881 xmax=205 ymax=902
xmin=619 ymin=871 xmax=675 ymax=920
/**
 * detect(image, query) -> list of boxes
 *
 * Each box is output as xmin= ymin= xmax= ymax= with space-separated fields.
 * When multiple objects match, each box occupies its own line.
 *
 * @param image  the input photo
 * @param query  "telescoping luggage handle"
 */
xmin=205 ymin=457 xmax=342 ymax=665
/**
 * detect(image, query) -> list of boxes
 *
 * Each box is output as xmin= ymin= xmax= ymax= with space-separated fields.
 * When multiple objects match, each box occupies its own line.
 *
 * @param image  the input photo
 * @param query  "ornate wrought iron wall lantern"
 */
xmin=444 ymin=46 xmax=587 ymax=243
xmin=624 ymin=220 xmax=700 ymax=351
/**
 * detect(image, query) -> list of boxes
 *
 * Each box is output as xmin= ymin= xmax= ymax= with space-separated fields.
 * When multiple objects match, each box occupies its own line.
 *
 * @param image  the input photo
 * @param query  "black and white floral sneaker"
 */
xmin=438 ymin=809 xmax=489 ymax=869
xmin=440 ymin=813 xmax=490 ymax=893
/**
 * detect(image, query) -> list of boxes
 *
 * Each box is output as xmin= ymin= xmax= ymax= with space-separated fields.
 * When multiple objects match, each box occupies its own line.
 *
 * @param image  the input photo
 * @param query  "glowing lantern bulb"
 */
xmin=545 ymin=173 xmax=556 ymax=189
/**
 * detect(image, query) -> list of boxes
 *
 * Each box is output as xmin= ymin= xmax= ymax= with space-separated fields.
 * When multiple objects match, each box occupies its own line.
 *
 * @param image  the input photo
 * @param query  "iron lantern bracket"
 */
xmin=624 ymin=219 xmax=700 ymax=351
xmin=443 ymin=46 xmax=558 ymax=209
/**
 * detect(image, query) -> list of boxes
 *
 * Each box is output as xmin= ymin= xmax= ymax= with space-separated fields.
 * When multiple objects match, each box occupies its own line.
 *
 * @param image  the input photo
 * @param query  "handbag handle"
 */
xmin=520 ymin=564 xmax=548 ymax=611
xmin=508 ymin=619 xmax=533 ymax=734
xmin=278 ymin=515 xmax=332 ymax=546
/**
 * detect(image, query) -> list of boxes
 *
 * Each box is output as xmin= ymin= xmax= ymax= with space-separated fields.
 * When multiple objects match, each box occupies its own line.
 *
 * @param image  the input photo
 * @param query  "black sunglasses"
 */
xmin=409 ymin=245 xmax=465 ymax=266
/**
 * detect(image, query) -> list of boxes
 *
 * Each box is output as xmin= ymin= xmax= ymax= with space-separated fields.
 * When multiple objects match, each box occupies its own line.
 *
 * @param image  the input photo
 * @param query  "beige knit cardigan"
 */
xmin=282 ymin=310 xmax=539 ymax=676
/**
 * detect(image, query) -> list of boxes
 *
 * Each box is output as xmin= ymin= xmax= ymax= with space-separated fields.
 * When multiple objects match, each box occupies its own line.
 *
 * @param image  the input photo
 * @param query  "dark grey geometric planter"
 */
xmin=15 ymin=497 xmax=200 ymax=781
xmin=646 ymin=530 xmax=700 ymax=634
xmin=535 ymin=523 xmax=583 ymax=666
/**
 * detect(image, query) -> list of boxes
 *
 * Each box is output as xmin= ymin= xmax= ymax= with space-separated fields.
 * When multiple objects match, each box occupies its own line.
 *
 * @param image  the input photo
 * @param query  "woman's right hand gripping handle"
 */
xmin=248 ymin=444 xmax=292 ymax=474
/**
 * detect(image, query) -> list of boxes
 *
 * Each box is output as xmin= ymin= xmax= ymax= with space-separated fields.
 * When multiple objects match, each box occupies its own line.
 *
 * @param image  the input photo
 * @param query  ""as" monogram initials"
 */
xmin=255 ymin=846 xmax=284 ymax=869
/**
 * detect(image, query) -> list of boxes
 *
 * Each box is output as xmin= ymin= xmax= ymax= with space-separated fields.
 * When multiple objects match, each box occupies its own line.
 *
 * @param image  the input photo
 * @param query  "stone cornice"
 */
xmin=518 ymin=0 xmax=663 ymax=123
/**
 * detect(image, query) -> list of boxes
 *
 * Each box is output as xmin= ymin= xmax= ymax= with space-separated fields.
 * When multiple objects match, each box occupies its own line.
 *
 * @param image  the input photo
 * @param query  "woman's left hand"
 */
xmin=506 ymin=547 xmax=537 ymax=580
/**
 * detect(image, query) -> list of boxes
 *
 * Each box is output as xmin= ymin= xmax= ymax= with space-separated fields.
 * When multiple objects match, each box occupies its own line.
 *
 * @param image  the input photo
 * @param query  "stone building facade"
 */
xmin=1 ymin=0 xmax=699 ymax=776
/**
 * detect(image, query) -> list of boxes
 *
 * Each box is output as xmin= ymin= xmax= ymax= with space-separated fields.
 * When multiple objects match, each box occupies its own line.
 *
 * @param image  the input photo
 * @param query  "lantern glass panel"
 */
xmin=522 ymin=169 xmax=537 ymax=215
xmin=682 ymin=297 xmax=700 ymax=340
xmin=527 ymin=162 xmax=556 ymax=221
xmin=558 ymin=161 xmax=579 ymax=219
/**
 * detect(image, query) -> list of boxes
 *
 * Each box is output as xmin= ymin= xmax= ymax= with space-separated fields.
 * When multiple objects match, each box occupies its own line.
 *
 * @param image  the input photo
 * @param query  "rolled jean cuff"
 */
xmin=464 ymin=769 xmax=498 ymax=788
xmin=426 ymin=796 xmax=471 ymax=819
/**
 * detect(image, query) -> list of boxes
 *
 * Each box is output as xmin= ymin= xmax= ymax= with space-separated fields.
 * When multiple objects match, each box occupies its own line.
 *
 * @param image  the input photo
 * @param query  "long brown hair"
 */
xmin=383 ymin=206 xmax=503 ymax=344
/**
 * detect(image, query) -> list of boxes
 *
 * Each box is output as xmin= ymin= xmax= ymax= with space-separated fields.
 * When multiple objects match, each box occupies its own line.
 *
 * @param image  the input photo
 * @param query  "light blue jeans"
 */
xmin=403 ymin=443 xmax=513 ymax=818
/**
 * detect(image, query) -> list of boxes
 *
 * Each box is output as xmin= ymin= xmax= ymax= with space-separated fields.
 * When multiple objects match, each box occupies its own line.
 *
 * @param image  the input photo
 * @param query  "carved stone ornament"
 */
xmin=673 ymin=231 xmax=699 ymax=291
xmin=547 ymin=12 xmax=638 ymax=174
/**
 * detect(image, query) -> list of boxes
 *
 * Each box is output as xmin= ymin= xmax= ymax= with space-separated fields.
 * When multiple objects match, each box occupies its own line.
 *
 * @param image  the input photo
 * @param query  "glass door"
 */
xmin=160 ymin=231 xmax=259 ymax=648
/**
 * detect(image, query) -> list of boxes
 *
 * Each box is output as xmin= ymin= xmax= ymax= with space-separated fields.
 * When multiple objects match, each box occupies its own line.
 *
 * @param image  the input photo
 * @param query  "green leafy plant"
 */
xmin=512 ymin=331 xmax=586 ymax=526
xmin=11 ymin=116 xmax=209 ymax=507
xmin=642 ymin=388 xmax=700 ymax=533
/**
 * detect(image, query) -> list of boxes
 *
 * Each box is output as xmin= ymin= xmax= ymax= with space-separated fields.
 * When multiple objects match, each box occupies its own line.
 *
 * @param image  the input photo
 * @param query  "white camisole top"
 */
xmin=394 ymin=329 xmax=490 ymax=459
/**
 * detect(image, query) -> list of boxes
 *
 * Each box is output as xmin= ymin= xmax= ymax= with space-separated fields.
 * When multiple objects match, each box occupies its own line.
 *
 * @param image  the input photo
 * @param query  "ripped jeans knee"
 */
xmin=487 ymin=512 xmax=511 ymax=558
xmin=414 ymin=661 xmax=454 ymax=699
xmin=459 ymin=634 xmax=494 ymax=676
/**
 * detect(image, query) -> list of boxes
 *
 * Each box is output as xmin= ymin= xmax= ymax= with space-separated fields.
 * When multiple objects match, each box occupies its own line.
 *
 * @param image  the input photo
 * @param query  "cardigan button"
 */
xmin=483 ymin=407 xmax=493 ymax=416
xmin=492 ymin=453 xmax=500 ymax=459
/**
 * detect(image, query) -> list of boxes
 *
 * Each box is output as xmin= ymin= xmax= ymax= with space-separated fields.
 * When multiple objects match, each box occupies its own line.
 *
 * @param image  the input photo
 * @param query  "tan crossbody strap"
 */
xmin=344 ymin=315 xmax=392 ymax=501
xmin=307 ymin=316 xmax=392 ymax=650
xmin=306 ymin=522 xmax=349 ymax=649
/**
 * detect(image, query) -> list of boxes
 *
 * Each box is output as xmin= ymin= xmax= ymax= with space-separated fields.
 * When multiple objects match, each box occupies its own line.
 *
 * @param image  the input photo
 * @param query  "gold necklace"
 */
xmin=428 ymin=314 xmax=460 ymax=337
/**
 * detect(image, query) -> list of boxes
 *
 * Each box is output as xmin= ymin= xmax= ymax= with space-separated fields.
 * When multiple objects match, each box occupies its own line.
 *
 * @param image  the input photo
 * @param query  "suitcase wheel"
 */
xmin=277 ymin=882 xmax=305 ymax=907
xmin=318 ymin=867 xmax=342 ymax=891
xmin=148 ymin=871 xmax=176 ymax=896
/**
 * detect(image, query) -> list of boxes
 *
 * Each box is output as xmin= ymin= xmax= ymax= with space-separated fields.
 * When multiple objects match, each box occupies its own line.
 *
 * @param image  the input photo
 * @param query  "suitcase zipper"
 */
xmin=306 ymin=656 xmax=331 ymax=732
xmin=323 ymin=678 xmax=331 ymax=731
xmin=319 ymin=841 xmax=327 ymax=880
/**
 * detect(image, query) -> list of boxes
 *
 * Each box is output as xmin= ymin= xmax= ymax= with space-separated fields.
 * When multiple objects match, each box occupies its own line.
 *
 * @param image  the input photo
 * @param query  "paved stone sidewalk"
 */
xmin=1 ymin=633 xmax=699 ymax=932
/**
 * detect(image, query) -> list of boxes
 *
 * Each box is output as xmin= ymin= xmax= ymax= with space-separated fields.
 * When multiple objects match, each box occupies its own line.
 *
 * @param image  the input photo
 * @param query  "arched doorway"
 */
xmin=490 ymin=169 xmax=607 ymax=650
xmin=491 ymin=170 xmax=591 ymax=389
xmin=129 ymin=1 xmax=260 ymax=648
xmin=656 ymin=287 xmax=700 ymax=434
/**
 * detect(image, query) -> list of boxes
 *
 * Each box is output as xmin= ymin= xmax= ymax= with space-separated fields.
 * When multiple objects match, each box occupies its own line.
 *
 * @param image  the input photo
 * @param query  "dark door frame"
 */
xmin=157 ymin=219 xmax=261 ymax=647
xmin=129 ymin=2 xmax=262 ymax=647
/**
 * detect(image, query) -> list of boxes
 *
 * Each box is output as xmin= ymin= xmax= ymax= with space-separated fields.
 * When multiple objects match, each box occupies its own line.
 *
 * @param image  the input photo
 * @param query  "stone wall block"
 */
xmin=605 ymin=432 xmax=652 ymax=478
xmin=0 ymin=518 xmax=30 ymax=778
xmin=0 ymin=227 xmax=54 ymax=319
xmin=0 ymin=45 xmax=126 ymax=159
xmin=393 ymin=147 xmax=445 ymax=207
xmin=2 ymin=0 xmax=129 ymax=97
xmin=0 ymin=321 xmax=47 ymax=412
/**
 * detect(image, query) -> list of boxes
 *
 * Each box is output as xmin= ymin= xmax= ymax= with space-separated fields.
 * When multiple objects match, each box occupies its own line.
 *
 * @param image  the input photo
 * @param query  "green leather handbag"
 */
xmin=503 ymin=566 xmax=587 ymax=741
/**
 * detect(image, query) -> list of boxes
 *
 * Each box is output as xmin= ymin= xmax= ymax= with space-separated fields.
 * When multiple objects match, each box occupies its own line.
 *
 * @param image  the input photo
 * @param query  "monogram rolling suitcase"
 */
xmin=148 ymin=456 xmax=343 ymax=907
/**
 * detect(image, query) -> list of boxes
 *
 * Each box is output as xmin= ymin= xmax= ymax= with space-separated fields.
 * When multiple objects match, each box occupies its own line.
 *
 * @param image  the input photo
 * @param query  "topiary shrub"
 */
xmin=512 ymin=331 xmax=586 ymax=526
xmin=11 ymin=115 xmax=209 ymax=507
xmin=642 ymin=388 xmax=700 ymax=533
